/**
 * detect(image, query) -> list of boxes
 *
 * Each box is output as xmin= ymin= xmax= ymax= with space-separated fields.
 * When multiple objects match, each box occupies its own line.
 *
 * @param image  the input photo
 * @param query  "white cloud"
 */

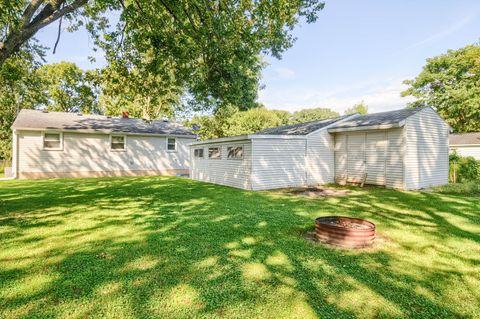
xmin=258 ymin=77 xmax=416 ymax=114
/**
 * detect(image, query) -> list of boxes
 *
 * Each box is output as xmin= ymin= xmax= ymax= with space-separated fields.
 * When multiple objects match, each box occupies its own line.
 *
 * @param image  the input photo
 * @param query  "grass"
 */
xmin=0 ymin=176 xmax=479 ymax=319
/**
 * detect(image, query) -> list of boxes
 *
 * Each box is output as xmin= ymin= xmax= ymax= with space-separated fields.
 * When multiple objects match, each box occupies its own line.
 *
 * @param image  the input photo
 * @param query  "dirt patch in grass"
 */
xmin=283 ymin=186 xmax=351 ymax=197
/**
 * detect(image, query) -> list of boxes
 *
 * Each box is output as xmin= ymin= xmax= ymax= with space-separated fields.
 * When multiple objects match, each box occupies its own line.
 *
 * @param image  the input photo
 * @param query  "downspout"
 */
xmin=12 ymin=129 xmax=18 ymax=179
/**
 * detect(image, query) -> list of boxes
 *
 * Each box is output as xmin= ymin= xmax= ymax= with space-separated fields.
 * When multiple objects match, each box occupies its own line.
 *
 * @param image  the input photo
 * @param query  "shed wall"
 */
xmin=189 ymin=140 xmax=252 ymax=189
xmin=306 ymin=129 xmax=335 ymax=185
xmin=16 ymin=130 xmax=192 ymax=178
xmin=251 ymin=138 xmax=306 ymax=190
xmin=404 ymin=108 xmax=449 ymax=189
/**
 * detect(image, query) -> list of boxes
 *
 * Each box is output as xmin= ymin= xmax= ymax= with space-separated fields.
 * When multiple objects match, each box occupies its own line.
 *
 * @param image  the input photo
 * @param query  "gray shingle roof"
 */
xmin=328 ymin=107 xmax=426 ymax=130
xmin=12 ymin=109 xmax=196 ymax=137
xmin=450 ymin=132 xmax=480 ymax=145
xmin=254 ymin=115 xmax=353 ymax=135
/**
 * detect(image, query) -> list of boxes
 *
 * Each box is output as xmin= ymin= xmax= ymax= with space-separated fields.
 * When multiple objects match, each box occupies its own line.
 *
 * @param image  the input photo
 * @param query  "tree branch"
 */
xmin=53 ymin=14 xmax=63 ymax=54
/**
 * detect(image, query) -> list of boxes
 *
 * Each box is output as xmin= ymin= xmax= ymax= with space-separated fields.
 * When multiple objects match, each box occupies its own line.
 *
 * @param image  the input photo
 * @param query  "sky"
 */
xmin=35 ymin=0 xmax=480 ymax=114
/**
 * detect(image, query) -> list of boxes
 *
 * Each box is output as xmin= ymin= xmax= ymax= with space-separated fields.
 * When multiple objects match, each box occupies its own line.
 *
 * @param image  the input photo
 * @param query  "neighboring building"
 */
xmin=190 ymin=107 xmax=450 ymax=190
xmin=11 ymin=110 xmax=196 ymax=179
xmin=449 ymin=132 xmax=480 ymax=160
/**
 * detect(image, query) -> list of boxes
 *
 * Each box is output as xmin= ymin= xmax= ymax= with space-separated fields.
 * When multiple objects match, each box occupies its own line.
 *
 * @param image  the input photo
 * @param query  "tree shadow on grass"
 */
xmin=0 ymin=177 xmax=479 ymax=318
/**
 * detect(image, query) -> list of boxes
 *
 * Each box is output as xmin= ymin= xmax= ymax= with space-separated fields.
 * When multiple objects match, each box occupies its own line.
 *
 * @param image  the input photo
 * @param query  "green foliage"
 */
xmin=291 ymin=107 xmax=339 ymax=123
xmin=433 ymin=181 xmax=480 ymax=195
xmin=36 ymin=62 xmax=98 ymax=113
xmin=94 ymin=62 xmax=181 ymax=119
xmin=88 ymin=0 xmax=325 ymax=112
xmin=1 ymin=0 xmax=325 ymax=123
xmin=185 ymin=106 xmax=293 ymax=140
xmin=449 ymin=154 xmax=480 ymax=183
xmin=185 ymin=106 xmax=341 ymax=140
xmin=402 ymin=43 xmax=480 ymax=133
xmin=344 ymin=101 xmax=368 ymax=115
xmin=0 ymin=53 xmax=42 ymax=160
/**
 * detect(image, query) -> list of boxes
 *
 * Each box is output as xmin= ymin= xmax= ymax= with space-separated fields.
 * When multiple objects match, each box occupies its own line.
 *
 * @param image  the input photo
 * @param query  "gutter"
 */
xmin=12 ymin=127 xmax=196 ymax=139
xmin=327 ymin=122 xmax=404 ymax=133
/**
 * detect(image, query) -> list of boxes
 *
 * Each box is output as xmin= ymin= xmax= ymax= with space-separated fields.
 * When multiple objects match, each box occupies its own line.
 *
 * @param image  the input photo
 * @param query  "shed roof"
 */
xmin=450 ymin=132 xmax=480 ymax=145
xmin=327 ymin=107 xmax=426 ymax=132
xmin=12 ymin=109 xmax=196 ymax=137
xmin=253 ymin=114 xmax=353 ymax=135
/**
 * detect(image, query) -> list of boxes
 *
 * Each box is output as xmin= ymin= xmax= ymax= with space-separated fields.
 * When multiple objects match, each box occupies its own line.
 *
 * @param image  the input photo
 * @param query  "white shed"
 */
xmin=449 ymin=132 xmax=480 ymax=160
xmin=190 ymin=107 xmax=450 ymax=190
xmin=11 ymin=110 xmax=196 ymax=179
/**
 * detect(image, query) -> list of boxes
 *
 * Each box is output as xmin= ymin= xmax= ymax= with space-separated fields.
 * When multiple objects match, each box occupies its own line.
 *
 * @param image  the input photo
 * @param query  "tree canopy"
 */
xmin=36 ymin=61 xmax=98 ymax=113
xmin=344 ymin=101 xmax=368 ymax=115
xmin=184 ymin=106 xmax=340 ymax=140
xmin=402 ymin=43 xmax=480 ymax=133
xmin=1 ymin=0 xmax=325 ymax=112
xmin=290 ymin=107 xmax=340 ymax=123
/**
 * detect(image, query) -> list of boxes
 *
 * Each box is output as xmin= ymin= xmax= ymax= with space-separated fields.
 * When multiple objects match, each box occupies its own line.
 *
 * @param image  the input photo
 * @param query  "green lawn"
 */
xmin=0 ymin=177 xmax=479 ymax=318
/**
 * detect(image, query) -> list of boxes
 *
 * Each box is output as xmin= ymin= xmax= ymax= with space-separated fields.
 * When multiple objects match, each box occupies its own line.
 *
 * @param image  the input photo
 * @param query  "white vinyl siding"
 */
xmin=190 ymin=140 xmax=252 ymax=189
xmin=365 ymin=131 xmax=387 ymax=186
xmin=385 ymin=129 xmax=404 ymax=189
xmin=16 ymin=131 xmax=193 ymax=176
xmin=306 ymin=129 xmax=335 ymax=185
xmin=251 ymin=138 xmax=306 ymax=190
xmin=404 ymin=108 xmax=449 ymax=189
xmin=450 ymin=145 xmax=480 ymax=160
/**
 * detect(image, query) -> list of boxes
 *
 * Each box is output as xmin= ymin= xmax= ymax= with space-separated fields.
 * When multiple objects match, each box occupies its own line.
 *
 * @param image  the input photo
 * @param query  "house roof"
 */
xmin=253 ymin=114 xmax=353 ymax=136
xmin=450 ymin=132 xmax=480 ymax=145
xmin=12 ymin=109 xmax=196 ymax=137
xmin=327 ymin=107 xmax=427 ymax=132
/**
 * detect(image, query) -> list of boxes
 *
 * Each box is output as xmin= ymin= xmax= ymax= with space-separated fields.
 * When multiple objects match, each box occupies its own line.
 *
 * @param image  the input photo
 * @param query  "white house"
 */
xmin=189 ymin=107 xmax=450 ymax=190
xmin=11 ymin=109 xmax=196 ymax=179
xmin=449 ymin=132 xmax=480 ymax=160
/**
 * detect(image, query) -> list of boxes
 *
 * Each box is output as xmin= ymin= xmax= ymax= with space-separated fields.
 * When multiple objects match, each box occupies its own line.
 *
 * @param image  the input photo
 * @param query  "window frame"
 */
xmin=227 ymin=145 xmax=244 ymax=160
xmin=208 ymin=147 xmax=221 ymax=160
xmin=110 ymin=134 xmax=127 ymax=152
xmin=42 ymin=131 xmax=63 ymax=151
xmin=194 ymin=148 xmax=204 ymax=158
xmin=166 ymin=137 xmax=176 ymax=152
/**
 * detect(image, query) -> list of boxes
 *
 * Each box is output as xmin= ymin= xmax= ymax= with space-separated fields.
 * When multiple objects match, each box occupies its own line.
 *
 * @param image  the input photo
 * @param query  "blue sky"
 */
xmin=36 ymin=0 xmax=480 ymax=114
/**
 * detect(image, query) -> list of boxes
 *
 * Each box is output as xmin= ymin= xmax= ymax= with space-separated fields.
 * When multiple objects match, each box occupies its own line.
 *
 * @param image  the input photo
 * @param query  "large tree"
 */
xmin=402 ymin=43 xmax=480 ymax=132
xmin=1 ymin=0 xmax=324 ymax=111
xmin=36 ymin=61 xmax=98 ymax=113
xmin=0 ymin=52 xmax=43 ymax=160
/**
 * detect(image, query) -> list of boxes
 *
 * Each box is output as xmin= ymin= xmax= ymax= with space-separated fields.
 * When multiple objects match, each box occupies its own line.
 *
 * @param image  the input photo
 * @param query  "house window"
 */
xmin=167 ymin=138 xmax=176 ymax=151
xmin=227 ymin=146 xmax=243 ymax=159
xmin=208 ymin=147 xmax=221 ymax=159
xmin=110 ymin=135 xmax=126 ymax=151
xmin=194 ymin=148 xmax=204 ymax=158
xmin=43 ymin=132 xmax=62 ymax=150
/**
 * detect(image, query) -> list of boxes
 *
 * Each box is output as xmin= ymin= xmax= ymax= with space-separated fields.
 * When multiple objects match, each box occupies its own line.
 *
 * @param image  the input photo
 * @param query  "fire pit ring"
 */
xmin=315 ymin=216 xmax=375 ymax=248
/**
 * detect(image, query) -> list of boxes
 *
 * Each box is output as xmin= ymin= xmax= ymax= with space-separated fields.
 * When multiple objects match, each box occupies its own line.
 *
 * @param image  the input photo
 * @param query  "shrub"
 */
xmin=450 ymin=154 xmax=480 ymax=183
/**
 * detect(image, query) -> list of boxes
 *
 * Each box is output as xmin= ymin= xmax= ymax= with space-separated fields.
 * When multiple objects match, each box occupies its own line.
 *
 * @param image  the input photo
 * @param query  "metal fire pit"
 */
xmin=315 ymin=216 xmax=375 ymax=248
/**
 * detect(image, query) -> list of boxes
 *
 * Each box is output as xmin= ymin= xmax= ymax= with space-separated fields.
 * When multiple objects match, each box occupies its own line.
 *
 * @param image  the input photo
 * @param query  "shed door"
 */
xmin=365 ymin=132 xmax=387 ymax=185
xmin=346 ymin=133 xmax=365 ymax=182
